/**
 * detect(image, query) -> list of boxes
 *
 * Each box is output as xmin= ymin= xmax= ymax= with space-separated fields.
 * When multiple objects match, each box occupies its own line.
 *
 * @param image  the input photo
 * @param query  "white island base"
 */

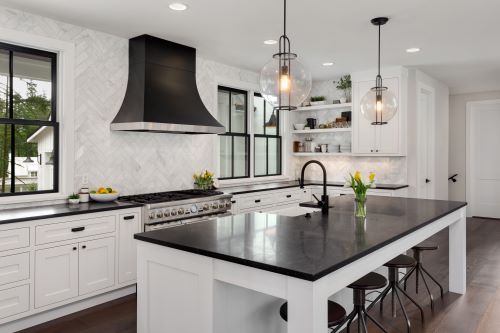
xmin=136 ymin=207 xmax=466 ymax=333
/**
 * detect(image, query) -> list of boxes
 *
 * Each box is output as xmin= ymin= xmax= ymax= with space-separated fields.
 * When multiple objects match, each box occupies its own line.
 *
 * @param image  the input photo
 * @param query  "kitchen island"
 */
xmin=134 ymin=196 xmax=467 ymax=333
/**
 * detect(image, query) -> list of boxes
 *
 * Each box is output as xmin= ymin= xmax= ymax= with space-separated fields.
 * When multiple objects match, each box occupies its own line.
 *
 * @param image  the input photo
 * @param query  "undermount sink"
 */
xmin=267 ymin=205 xmax=321 ymax=217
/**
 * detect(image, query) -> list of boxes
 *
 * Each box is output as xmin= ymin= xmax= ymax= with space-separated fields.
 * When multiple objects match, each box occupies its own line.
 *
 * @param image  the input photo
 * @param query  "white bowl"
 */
xmin=294 ymin=123 xmax=306 ymax=130
xmin=90 ymin=192 xmax=119 ymax=202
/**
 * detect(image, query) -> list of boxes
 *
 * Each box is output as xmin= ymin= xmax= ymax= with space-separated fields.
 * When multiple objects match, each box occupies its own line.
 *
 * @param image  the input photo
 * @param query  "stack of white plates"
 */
xmin=340 ymin=144 xmax=351 ymax=153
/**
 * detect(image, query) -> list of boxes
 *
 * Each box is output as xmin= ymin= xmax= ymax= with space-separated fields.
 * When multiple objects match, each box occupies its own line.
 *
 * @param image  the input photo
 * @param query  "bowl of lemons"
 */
xmin=90 ymin=187 xmax=119 ymax=202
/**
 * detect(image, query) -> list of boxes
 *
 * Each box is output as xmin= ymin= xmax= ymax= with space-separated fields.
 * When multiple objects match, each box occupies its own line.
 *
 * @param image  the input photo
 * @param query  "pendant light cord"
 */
xmin=283 ymin=0 xmax=287 ymax=37
xmin=378 ymin=24 xmax=381 ymax=76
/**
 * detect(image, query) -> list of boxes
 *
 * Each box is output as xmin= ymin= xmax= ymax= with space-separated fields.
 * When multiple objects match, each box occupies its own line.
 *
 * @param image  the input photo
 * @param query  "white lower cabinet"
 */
xmin=79 ymin=237 xmax=115 ymax=295
xmin=35 ymin=244 xmax=79 ymax=308
xmin=0 ymin=252 xmax=30 ymax=286
xmin=0 ymin=284 xmax=29 ymax=319
xmin=35 ymin=237 xmax=116 ymax=307
xmin=118 ymin=213 xmax=140 ymax=284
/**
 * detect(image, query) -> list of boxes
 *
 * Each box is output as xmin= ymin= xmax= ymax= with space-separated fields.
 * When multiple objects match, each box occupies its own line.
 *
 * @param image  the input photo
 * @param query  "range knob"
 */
xmin=203 ymin=203 xmax=210 ymax=211
xmin=149 ymin=212 xmax=155 ymax=220
xmin=178 ymin=208 xmax=185 ymax=215
xmin=190 ymin=205 xmax=198 ymax=213
xmin=156 ymin=211 xmax=163 ymax=218
xmin=219 ymin=203 xmax=225 ymax=209
xmin=171 ymin=209 xmax=177 ymax=216
xmin=212 ymin=203 xmax=219 ymax=209
xmin=226 ymin=201 xmax=232 ymax=208
xmin=164 ymin=209 xmax=171 ymax=217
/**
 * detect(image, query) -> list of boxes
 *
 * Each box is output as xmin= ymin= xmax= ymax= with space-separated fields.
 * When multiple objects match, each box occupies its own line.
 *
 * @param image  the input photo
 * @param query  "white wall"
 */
xmin=449 ymin=90 xmax=500 ymax=201
xmin=0 ymin=6 xmax=259 ymax=196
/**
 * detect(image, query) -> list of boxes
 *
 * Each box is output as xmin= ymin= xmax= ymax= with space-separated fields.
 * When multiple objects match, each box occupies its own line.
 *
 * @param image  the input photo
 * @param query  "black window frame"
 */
xmin=0 ymin=41 xmax=59 ymax=197
xmin=217 ymin=86 xmax=250 ymax=180
xmin=253 ymin=93 xmax=282 ymax=177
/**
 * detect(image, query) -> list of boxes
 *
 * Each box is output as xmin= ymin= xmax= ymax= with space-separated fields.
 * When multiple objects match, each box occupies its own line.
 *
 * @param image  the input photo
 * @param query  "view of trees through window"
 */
xmin=0 ymin=44 xmax=58 ymax=196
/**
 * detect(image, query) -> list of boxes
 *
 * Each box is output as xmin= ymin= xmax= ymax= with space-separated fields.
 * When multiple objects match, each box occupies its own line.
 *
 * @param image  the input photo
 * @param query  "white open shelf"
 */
xmin=292 ymin=152 xmax=352 ymax=157
xmin=296 ymin=103 xmax=352 ymax=112
xmin=291 ymin=128 xmax=351 ymax=134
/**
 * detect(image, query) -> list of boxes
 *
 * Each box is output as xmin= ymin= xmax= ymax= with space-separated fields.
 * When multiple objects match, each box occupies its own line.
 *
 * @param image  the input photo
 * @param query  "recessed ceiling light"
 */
xmin=169 ymin=3 xmax=188 ymax=11
xmin=406 ymin=47 xmax=421 ymax=53
xmin=322 ymin=62 xmax=334 ymax=67
xmin=263 ymin=40 xmax=277 ymax=45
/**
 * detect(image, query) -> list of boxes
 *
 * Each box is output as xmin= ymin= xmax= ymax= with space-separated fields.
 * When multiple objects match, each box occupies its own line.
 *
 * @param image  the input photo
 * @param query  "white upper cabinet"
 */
xmin=352 ymin=67 xmax=407 ymax=156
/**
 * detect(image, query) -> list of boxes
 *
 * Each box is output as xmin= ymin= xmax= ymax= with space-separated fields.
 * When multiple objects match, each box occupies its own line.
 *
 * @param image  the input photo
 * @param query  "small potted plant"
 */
xmin=193 ymin=170 xmax=215 ymax=190
xmin=68 ymin=193 xmax=80 ymax=205
xmin=345 ymin=171 xmax=375 ymax=218
xmin=335 ymin=75 xmax=352 ymax=103
xmin=310 ymin=96 xmax=326 ymax=106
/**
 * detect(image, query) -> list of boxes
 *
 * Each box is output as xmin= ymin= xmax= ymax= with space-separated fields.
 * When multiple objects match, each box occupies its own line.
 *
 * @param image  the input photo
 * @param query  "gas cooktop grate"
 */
xmin=119 ymin=189 xmax=224 ymax=204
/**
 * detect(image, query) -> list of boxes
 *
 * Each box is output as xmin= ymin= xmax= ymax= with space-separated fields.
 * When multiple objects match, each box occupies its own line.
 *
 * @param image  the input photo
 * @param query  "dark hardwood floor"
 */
xmin=18 ymin=218 xmax=500 ymax=333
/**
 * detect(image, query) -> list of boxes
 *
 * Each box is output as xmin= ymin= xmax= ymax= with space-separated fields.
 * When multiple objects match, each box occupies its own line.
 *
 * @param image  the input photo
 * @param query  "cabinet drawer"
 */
xmin=0 ymin=228 xmax=29 ymax=252
xmin=35 ymin=215 xmax=116 ymax=245
xmin=0 ymin=284 xmax=29 ymax=319
xmin=0 ymin=253 xmax=29 ymax=286
xmin=238 ymin=195 xmax=276 ymax=210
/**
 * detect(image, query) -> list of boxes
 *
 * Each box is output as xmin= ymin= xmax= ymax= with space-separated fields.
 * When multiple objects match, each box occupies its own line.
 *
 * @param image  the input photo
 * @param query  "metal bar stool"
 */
xmin=367 ymin=255 xmax=424 ymax=333
xmin=332 ymin=272 xmax=389 ymax=333
xmin=401 ymin=244 xmax=444 ymax=309
xmin=279 ymin=300 xmax=346 ymax=329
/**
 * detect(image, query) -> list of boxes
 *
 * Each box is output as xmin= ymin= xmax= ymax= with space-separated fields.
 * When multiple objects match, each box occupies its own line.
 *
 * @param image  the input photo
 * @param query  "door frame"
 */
xmin=416 ymin=82 xmax=436 ymax=199
xmin=466 ymin=99 xmax=500 ymax=217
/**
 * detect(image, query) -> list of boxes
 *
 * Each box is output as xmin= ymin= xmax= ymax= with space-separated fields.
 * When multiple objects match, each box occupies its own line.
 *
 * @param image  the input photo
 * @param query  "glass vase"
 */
xmin=354 ymin=198 xmax=367 ymax=218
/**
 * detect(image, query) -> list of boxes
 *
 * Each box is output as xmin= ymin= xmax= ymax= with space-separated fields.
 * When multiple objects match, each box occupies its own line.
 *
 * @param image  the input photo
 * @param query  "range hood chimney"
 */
xmin=111 ymin=35 xmax=225 ymax=134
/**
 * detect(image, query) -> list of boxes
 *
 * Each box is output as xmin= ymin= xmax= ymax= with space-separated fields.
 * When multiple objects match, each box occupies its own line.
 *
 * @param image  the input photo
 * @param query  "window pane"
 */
xmin=268 ymin=137 xmax=280 ymax=175
xmin=15 ymin=125 xmax=54 ymax=192
xmin=253 ymin=95 xmax=265 ymax=135
xmin=219 ymin=135 xmax=232 ymax=178
xmin=0 ymin=50 xmax=8 ymax=118
xmin=254 ymin=137 xmax=267 ymax=176
xmin=233 ymin=136 xmax=248 ymax=177
xmin=0 ymin=124 xmax=12 ymax=193
xmin=265 ymin=109 xmax=278 ymax=136
xmin=13 ymin=52 xmax=53 ymax=120
xmin=217 ymin=90 xmax=230 ymax=130
xmin=231 ymin=92 xmax=246 ymax=133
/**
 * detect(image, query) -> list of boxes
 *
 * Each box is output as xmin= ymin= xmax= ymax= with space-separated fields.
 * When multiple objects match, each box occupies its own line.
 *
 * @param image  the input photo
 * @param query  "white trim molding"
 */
xmin=0 ymin=27 xmax=75 ymax=205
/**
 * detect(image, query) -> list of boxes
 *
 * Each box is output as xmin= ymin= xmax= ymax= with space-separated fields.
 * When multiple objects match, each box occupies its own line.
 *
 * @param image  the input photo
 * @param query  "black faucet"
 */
xmin=299 ymin=160 xmax=329 ymax=214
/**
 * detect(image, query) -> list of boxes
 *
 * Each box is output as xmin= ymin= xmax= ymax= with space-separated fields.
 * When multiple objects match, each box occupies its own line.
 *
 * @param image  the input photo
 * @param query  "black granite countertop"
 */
xmin=220 ymin=180 xmax=408 ymax=195
xmin=0 ymin=201 xmax=143 ymax=225
xmin=135 ymin=196 xmax=466 ymax=281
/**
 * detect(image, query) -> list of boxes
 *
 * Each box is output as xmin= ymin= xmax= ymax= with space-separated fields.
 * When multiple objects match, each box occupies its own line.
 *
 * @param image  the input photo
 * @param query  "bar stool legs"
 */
xmin=402 ymin=246 xmax=444 ymax=309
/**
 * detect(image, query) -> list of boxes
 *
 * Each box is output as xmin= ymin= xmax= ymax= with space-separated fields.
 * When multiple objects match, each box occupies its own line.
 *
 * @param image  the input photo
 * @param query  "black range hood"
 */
xmin=111 ymin=35 xmax=225 ymax=134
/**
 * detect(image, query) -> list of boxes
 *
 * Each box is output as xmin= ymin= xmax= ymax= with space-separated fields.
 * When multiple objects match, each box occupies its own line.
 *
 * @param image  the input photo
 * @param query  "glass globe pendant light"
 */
xmin=259 ymin=0 xmax=311 ymax=111
xmin=360 ymin=17 xmax=398 ymax=125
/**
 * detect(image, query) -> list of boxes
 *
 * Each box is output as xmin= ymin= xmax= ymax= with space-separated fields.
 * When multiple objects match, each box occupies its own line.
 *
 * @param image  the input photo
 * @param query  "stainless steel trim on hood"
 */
xmin=111 ymin=35 xmax=225 ymax=135
xmin=110 ymin=121 xmax=225 ymax=134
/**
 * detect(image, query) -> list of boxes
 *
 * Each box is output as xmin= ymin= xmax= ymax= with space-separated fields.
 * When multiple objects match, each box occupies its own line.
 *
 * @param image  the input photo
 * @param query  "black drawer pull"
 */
xmin=71 ymin=227 xmax=85 ymax=232
xmin=123 ymin=215 xmax=135 ymax=220
xmin=82 ymin=245 xmax=86 ymax=249
xmin=286 ymin=195 xmax=292 ymax=198
xmin=255 ymin=199 xmax=261 ymax=203
xmin=231 ymin=200 xmax=236 ymax=204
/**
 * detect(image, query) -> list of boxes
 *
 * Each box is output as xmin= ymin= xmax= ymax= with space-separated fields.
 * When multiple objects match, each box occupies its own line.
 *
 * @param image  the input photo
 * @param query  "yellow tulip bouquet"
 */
xmin=346 ymin=171 xmax=376 ymax=218
xmin=193 ymin=170 xmax=215 ymax=190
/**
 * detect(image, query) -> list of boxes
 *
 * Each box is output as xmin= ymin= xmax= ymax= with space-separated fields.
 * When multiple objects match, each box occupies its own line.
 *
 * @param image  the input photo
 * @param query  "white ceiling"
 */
xmin=2 ymin=0 xmax=500 ymax=94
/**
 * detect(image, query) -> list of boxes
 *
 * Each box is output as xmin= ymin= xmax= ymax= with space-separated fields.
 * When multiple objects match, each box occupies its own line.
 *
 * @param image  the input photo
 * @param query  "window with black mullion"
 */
xmin=217 ymin=86 xmax=249 ymax=180
xmin=254 ymin=93 xmax=281 ymax=177
xmin=0 ymin=42 xmax=59 ymax=196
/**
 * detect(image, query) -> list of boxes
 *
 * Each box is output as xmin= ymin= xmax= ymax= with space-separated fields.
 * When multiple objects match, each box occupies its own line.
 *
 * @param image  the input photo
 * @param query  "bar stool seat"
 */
xmin=367 ymin=254 xmax=424 ymax=333
xmin=279 ymin=300 xmax=346 ymax=327
xmin=332 ymin=272 xmax=389 ymax=333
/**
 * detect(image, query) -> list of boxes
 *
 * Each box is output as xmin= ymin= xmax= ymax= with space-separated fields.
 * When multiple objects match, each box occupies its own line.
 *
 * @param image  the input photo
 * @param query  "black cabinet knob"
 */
xmin=425 ymin=179 xmax=431 ymax=183
xmin=72 ymin=247 xmax=77 ymax=251
xmin=82 ymin=245 xmax=87 ymax=249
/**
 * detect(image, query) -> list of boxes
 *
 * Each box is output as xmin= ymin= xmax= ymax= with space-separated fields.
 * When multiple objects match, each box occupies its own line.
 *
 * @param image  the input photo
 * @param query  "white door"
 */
xmin=416 ymin=84 xmax=436 ymax=199
xmin=35 ymin=244 xmax=79 ymax=308
xmin=118 ymin=213 xmax=140 ymax=284
xmin=468 ymin=100 xmax=500 ymax=218
xmin=79 ymin=237 xmax=115 ymax=295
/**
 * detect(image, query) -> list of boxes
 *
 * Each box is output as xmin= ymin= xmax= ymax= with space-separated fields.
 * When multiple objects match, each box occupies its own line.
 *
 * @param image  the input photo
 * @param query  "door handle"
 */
xmin=425 ymin=179 xmax=431 ymax=183
xmin=255 ymin=199 xmax=261 ymax=203
xmin=286 ymin=195 xmax=292 ymax=198
xmin=71 ymin=227 xmax=85 ymax=232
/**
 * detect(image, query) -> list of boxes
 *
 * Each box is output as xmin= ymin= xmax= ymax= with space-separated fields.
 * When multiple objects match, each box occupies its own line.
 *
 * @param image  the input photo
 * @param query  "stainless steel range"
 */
xmin=119 ymin=189 xmax=232 ymax=231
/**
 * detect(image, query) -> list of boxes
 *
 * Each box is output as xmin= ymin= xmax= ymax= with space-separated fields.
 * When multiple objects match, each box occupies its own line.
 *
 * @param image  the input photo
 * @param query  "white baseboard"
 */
xmin=2 ymin=285 xmax=136 ymax=333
